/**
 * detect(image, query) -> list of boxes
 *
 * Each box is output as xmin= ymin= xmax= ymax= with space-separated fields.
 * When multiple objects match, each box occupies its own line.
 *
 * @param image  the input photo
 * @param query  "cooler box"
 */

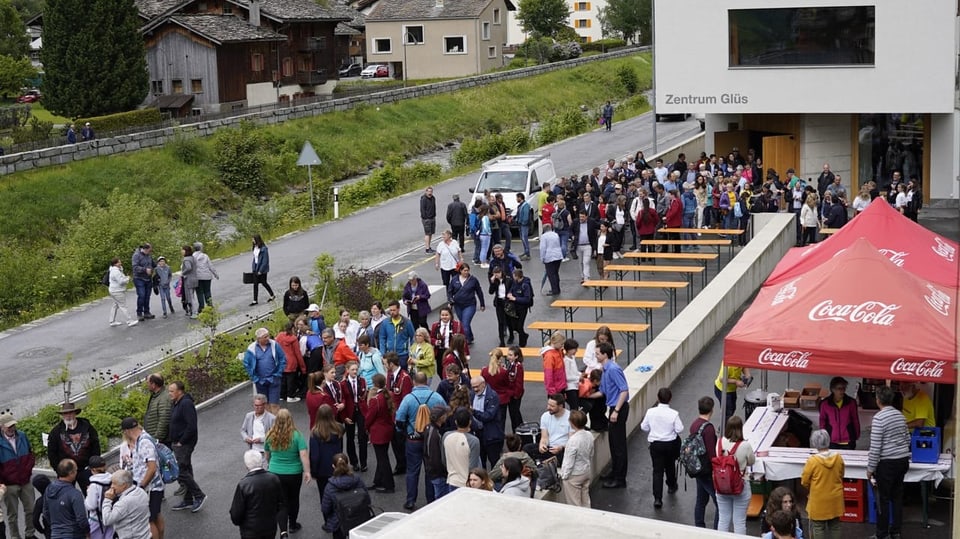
xmin=911 ymin=427 xmax=941 ymax=464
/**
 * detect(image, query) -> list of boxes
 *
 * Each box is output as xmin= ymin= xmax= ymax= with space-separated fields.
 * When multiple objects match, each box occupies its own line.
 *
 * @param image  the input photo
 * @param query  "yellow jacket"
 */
xmin=800 ymin=450 xmax=845 ymax=521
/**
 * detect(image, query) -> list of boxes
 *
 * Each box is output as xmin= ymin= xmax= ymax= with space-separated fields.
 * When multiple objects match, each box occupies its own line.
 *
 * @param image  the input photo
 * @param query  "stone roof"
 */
xmin=170 ymin=14 xmax=287 ymax=43
xmin=335 ymin=22 xmax=361 ymax=36
xmin=367 ymin=0 xmax=513 ymax=21
xmin=231 ymin=0 xmax=355 ymax=22
xmin=135 ymin=0 xmax=189 ymax=20
xmin=335 ymin=0 xmax=366 ymax=27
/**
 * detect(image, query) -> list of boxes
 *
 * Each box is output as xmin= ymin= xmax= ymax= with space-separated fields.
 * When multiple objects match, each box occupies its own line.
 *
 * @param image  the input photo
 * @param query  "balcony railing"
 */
xmin=296 ymin=70 xmax=327 ymax=86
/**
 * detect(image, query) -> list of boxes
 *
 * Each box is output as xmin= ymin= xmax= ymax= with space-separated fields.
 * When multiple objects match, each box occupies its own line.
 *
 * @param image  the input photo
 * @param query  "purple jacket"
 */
xmin=402 ymin=278 xmax=431 ymax=318
xmin=819 ymin=394 xmax=861 ymax=447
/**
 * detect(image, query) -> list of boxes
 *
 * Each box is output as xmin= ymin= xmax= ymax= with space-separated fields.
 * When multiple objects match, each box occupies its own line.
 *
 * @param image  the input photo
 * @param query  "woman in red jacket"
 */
xmin=635 ymin=196 xmax=660 ymax=262
xmin=482 ymin=349 xmax=512 ymax=425
xmin=441 ymin=333 xmax=471 ymax=386
xmin=306 ymin=366 xmax=344 ymax=429
xmin=276 ymin=320 xmax=306 ymax=403
xmin=363 ymin=373 xmax=396 ymax=492
xmin=505 ymin=346 xmax=525 ymax=432
xmin=664 ymin=190 xmax=683 ymax=253
xmin=541 ymin=331 xmax=566 ymax=396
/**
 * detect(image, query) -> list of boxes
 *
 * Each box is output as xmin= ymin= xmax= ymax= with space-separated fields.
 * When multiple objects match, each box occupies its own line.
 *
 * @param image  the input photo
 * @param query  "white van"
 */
xmin=467 ymin=153 xmax=557 ymax=229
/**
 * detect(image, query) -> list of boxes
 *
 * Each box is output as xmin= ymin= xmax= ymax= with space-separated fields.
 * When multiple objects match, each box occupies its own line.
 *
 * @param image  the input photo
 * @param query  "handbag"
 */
xmin=504 ymin=301 xmax=519 ymax=318
xmin=242 ymin=272 xmax=256 ymax=284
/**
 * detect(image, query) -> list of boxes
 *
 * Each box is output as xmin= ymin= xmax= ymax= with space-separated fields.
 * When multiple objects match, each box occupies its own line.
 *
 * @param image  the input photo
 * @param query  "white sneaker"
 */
xmin=109 ymin=321 xmax=122 ymax=327
xmin=127 ymin=320 xmax=139 ymax=327
xmin=480 ymin=263 xmax=489 ymax=268
xmin=562 ymin=257 xmax=570 ymax=262
xmin=287 ymin=397 xmax=301 ymax=403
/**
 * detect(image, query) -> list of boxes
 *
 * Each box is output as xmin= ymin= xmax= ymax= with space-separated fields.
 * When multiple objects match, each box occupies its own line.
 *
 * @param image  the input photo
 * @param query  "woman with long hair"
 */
xmin=442 ymin=333 xmax=471 ymax=386
xmin=505 ymin=346 xmax=525 ymax=432
xmin=283 ymin=276 xmax=310 ymax=320
xmin=635 ymin=197 xmax=659 ymax=262
xmin=482 ymin=349 xmax=511 ymax=426
xmin=799 ymin=194 xmax=820 ymax=246
xmin=180 ymin=245 xmax=198 ymax=318
xmin=321 ymin=454 xmax=369 ymax=539
xmin=276 ymin=320 xmax=306 ymax=403
xmin=363 ymin=374 xmax=396 ymax=493
xmin=760 ymin=486 xmax=805 ymax=539
xmin=716 ymin=415 xmax=756 ymax=535
xmin=582 ymin=326 xmax=615 ymax=373
xmin=541 ymin=331 xmax=566 ymax=397
xmin=264 ymin=408 xmax=311 ymax=535
xmin=468 ymin=468 xmax=494 ymax=491
xmin=249 ymin=234 xmax=275 ymax=306
xmin=309 ymin=404 xmax=344 ymax=500
xmin=498 ymin=457 xmax=530 ymax=497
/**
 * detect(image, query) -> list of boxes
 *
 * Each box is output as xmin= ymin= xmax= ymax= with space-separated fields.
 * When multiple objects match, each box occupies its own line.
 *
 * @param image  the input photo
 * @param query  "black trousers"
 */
xmin=253 ymin=274 xmax=274 ymax=302
xmin=493 ymin=297 xmax=509 ymax=345
xmin=452 ymin=226 xmax=465 ymax=251
xmin=344 ymin=409 xmax=368 ymax=469
xmin=875 ymin=456 xmax=909 ymax=538
xmin=608 ymin=403 xmax=629 ymax=482
xmin=581 ymin=397 xmax=608 ymax=431
xmin=505 ymin=397 xmax=524 ymax=433
xmin=173 ymin=444 xmax=204 ymax=502
xmin=507 ymin=308 xmax=529 ymax=347
xmin=281 ymin=372 xmax=299 ymax=400
xmin=480 ymin=440 xmax=504 ymax=470
xmin=391 ymin=430 xmax=407 ymax=471
xmin=409 ymin=310 xmax=429 ymax=330
xmin=564 ymin=389 xmax=580 ymax=412
xmin=649 ymin=437 xmax=681 ymax=501
xmin=544 ymin=260 xmax=561 ymax=295
xmin=276 ymin=472 xmax=302 ymax=528
xmin=372 ymin=443 xmax=395 ymax=490
xmin=440 ymin=268 xmax=456 ymax=288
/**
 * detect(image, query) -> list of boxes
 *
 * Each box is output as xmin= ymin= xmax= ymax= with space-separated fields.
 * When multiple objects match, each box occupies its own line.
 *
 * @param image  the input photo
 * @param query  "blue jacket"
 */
xmin=447 ymin=275 xmax=485 ymax=309
xmin=321 ymin=474 xmax=367 ymax=533
xmin=309 ymin=433 xmax=343 ymax=479
xmin=43 ymin=479 xmax=89 ymax=539
xmin=378 ymin=315 xmax=415 ymax=359
xmin=516 ymin=200 xmax=532 ymax=226
xmin=395 ymin=386 xmax=446 ymax=437
xmin=243 ymin=340 xmax=287 ymax=384
xmin=252 ymin=245 xmax=270 ymax=274
xmin=682 ymin=191 xmax=697 ymax=215
xmin=0 ymin=429 xmax=34 ymax=485
xmin=469 ymin=388 xmax=503 ymax=445
xmin=169 ymin=393 xmax=198 ymax=447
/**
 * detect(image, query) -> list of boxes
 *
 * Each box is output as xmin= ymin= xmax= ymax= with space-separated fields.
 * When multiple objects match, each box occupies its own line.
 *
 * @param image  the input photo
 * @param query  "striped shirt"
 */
xmin=867 ymin=406 xmax=911 ymax=472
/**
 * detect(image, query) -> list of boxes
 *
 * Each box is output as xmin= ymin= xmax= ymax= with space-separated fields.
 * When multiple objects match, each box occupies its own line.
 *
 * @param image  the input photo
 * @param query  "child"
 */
xmin=84 ymin=456 xmax=115 ymax=539
xmin=154 ymin=256 xmax=174 ymax=318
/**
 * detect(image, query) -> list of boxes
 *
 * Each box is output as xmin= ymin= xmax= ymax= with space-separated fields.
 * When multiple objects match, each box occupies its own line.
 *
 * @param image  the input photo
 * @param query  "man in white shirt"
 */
xmin=441 ymin=408 xmax=479 ymax=491
xmin=523 ymin=394 xmax=571 ymax=464
xmin=240 ymin=395 xmax=276 ymax=453
xmin=653 ymin=159 xmax=669 ymax=184
xmin=640 ymin=387 xmax=683 ymax=508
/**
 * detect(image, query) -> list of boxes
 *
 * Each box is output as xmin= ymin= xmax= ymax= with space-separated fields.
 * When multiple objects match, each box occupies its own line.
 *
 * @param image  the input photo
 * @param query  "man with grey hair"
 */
xmin=102 ymin=469 xmax=151 ymax=539
xmin=191 ymin=242 xmax=218 ymax=314
xmin=539 ymin=223 xmax=563 ymax=296
xmin=866 ymin=386 xmax=910 ymax=539
xmin=240 ymin=394 xmax=276 ymax=453
xmin=230 ymin=450 xmax=284 ymax=539
xmin=801 ymin=429 xmax=844 ymax=538
xmin=242 ymin=328 xmax=287 ymax=412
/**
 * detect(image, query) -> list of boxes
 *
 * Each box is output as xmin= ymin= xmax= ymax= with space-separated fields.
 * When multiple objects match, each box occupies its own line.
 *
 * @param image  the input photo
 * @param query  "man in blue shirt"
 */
xmin=539 ymin=223 xmax=563 ymax=296
xmin=242 ymin=328 xmax=287 ymax=412
xmin=394 ymin=373 xmax=446 ymax=511
xmin=378 ymin=300 xmax=416 ymax=371
xmin=593 ymin=342 xmax=629 ymax=488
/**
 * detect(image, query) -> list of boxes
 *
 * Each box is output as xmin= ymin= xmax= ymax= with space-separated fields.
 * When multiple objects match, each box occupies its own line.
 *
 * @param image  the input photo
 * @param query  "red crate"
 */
xmin=843 ymin=478 xmax=865 ymax=499
xmin=841 ymin=497 xmax=865 ymax=523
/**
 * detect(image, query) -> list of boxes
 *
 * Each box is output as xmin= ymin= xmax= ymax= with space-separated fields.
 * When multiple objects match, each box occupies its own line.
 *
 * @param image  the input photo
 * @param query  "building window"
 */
xmin=404 ymin=25 xmax=424 ymax=44
xmin=297 ymin=57 xmax=311 ymax=72
xmin=172 ymin=79 xmax=183 ymax=94
xmin=493 ymin=8 xmax=501 ymax=24
xmin=251 ymin=52 xmax=264 ymax=72
xmin=487 ymin=45 xmax=496 ymax=58
xmin=223 ymin=4 xmax=231 ymax=14
xmin=482 ymin=22 xmax=490 ymax=40
xmin=150 ymin=80 xmax=163 ymax=94
xmin=729 ymin=6 xmax=875 ymax=67
xmin=315 ymin=36 xmax=327 ymax=50
xmin=192 ymin=108 xmax=202 ymax=116
xmin=443 ymin=36 xmax=466 ymax=54
xmin=282 ymin=57 xmax=294 ymax=77
xmin=575 ymin=2 xmax=591 ymax=10
xmin=575 ymin=19 xmax=591 ymax=28
xmin=374 ymin=38 xmax=391 ymax=53
xmin=191 ymin=79 xmax=203 ymax=93
xmin=857 ymin=114 xmax=924 ymax=193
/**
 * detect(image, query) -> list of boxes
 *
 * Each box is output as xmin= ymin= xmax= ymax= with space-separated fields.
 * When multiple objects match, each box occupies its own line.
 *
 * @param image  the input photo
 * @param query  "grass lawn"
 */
xmin=29 ymin=103 xmax=70 ymax=124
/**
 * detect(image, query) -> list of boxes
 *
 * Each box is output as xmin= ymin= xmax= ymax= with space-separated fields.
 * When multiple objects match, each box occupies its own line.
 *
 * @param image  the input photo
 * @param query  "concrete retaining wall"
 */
xmin=538 ymin=212 xmax=795 ymax=500
xmin=0 ymin=47 xmax=646 ymax=176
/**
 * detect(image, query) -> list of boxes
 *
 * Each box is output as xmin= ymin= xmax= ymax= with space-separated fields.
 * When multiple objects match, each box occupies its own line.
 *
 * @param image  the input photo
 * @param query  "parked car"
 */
xmin=16 ymin=90 xmax=40 ymax=103
xmin=360 ymin=64 xmax=389 ymax=79
xmin=338 ymin=63 xmax=362 ymax=77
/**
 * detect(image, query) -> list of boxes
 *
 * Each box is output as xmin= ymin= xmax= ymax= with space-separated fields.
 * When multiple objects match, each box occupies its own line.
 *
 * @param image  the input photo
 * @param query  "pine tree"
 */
xmin=41 ymin=0 xmax=147 ymax=117
xmin=0 ymin=0 xmax=29 ymax=58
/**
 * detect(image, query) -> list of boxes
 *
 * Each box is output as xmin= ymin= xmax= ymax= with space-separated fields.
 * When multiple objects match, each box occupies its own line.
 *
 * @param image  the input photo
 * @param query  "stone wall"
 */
xmin=0 ymin=47 xmax=646 ymax=176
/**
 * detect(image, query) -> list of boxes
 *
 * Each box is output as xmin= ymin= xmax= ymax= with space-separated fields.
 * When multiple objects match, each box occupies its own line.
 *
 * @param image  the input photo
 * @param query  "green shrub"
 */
xmin=616 ymin=65 xmax=640 ymax=94
xmin=536 ymin=107 xmax=590 ymax=146
xmin=76 ymin=108 xmax=163 ymax=133
xmin=212 ymin=121 xmax=268 ymax=197
xmin=550 ymin=41 xmax=582 ymax=62
xmin=582 ymin=38 xmax=627 ymax=52
xmin=517 ymin=37 xmax=554 ymax=63
xmin=453 ymin=126 xmax=533 ymax=167
xmin=167 ymin=133 xmax=207 ymax=166
xmin=11 ymin=116 xmax=53 ymax=143
xmin=228 ymin=198 xmax=282 ymax=243
xmin=0 ymin=104 xmax=31 ymax=129
xmin=17 ymin=404 xmax=60 ymax=456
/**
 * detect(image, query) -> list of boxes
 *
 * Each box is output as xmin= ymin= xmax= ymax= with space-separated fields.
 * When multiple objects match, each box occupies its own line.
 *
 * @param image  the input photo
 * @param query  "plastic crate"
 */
xmin=842 ymin=478 xmax=865 ymax=499
xmin=841 ymin=497 xmax=865 ymax=523
xmin=911 ymin=427 xmax=941 ymax=464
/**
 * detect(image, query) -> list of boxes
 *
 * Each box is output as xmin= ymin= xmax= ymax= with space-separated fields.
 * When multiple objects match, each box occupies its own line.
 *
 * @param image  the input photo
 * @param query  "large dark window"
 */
xmin=729 ymin=6 xmax=875 ymax=67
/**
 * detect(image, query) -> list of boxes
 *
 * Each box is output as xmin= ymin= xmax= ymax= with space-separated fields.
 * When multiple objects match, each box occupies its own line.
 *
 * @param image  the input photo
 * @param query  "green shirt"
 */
xmin=265 ymin=430 xmax=306 ymax=475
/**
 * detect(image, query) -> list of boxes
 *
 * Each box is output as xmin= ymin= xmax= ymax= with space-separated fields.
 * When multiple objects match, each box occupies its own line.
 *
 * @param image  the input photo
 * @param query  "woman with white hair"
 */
xmin=401 ymin=271 xmax=432 ymax=330
xmin=801 ymin=429 xmax=844 ymax=539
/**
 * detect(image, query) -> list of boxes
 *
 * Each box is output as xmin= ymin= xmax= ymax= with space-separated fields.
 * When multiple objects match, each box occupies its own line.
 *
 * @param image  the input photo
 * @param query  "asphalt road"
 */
xmin=0 ymin=113 xmax=701 ymax=418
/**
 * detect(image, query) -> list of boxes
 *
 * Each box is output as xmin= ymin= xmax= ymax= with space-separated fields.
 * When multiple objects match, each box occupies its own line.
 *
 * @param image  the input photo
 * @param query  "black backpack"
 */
xmin=101 ymin=269 xmax=111 ymax=286
xmin=333 ymin=486 xmax=375 ymax=535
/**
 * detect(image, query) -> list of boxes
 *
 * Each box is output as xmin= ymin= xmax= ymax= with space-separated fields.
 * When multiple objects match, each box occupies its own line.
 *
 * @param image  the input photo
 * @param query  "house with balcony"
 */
xmin=365 ymin=0 xmax=515 ymax=80
xmin=136 ymin=0 xmax=357 ymax=114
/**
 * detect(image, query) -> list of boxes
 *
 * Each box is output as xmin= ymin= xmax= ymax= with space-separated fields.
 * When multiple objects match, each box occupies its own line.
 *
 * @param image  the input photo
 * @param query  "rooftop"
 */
xmin=169 ymin=14 xmax=287 ymax=43
xmin=367 ymin=0 xmax=513 ymax=21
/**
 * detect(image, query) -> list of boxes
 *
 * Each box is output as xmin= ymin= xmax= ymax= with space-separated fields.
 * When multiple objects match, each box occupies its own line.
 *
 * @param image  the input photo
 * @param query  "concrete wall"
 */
xmin=538 ymin=212 xmax=795 ymax=500
xmin=800 ymin=114 xmax=851 ymax=194
xmin=0 ymin=47 xmax=644 ymax=176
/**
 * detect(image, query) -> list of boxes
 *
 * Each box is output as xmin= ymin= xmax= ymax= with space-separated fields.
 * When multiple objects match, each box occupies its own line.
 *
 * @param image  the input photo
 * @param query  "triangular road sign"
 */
xmin=296 ymin=141 xmax=322 ymax=166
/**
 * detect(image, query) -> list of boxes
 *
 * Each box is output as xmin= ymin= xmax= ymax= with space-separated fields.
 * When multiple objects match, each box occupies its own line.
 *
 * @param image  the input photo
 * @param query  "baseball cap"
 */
xmin=120 ymin=417 xmax=139 ymax=430
xmin=306 ymin=304 xmax=320 ymax=312
xmin=0 ymin=411 xmax=16 ymax=428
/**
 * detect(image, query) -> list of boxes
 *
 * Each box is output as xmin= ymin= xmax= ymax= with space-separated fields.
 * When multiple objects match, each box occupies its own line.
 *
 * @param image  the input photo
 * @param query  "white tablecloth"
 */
xmin=755 ymin=447 xmax=953 ymax=485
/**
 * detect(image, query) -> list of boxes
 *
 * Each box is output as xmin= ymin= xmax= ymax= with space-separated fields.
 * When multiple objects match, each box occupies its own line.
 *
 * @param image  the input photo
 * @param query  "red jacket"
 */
xmin=636 ymin=207 xmax=660 ymax=236
xmin=307 ymin=383 xmax=344 ymax=428
xmin=340 ymin=377 xmax=368 ymax=420
xmin=276 ymin=332 xmax=305 ymax=374
xmin=508 ymin=360 xmax=525 ymax=400
xmin=323 ymin=339 xmax=358 ymax=367
xmin=481 ymin=366 xmax=512 ymax=405
xmin=429 ymin=320 xmax=470 ymax=357
xmin=542 ymin=348 xmax=566 ymax=395
xmin=363 ymin=391 xmax=395 ymax=445
xmin=387 ymin=369 xmax=413 ymax=410
xmin=665 ymin=197 xmax=683 ymax=227
xmin=442 ymin=351 xmax=469 ymax=375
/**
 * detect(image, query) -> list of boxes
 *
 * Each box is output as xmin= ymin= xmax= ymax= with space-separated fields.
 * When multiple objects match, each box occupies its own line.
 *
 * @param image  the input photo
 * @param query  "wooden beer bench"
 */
xmin=526 ymin=320 xmax=650 ymax=357
xmin=582 ymin=279 xmax=688 ymax=318
xmin=602 ymin=263 xmax=707 ymax=292
xmin=550 ymin=299 xmax=663 ymax=341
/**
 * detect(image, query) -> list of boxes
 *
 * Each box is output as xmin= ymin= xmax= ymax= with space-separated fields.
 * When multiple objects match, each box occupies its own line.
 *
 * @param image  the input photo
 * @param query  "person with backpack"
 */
xmin=394 ymin=372 xmax=446 ymax=511
xmin=640 ymin=388 xmax=683 ymax=509
xmin=714 ymin=415 xmax=756 ymax=535
xmin=686 ymin=397 xmax=719 ymax=529
xmin=118 ymin=418 xmax=165 ymax=539
xmin=322 ymin=454 xmax=373 ymax=539
xmin=83 ymin=456 xmax=114 ymax=539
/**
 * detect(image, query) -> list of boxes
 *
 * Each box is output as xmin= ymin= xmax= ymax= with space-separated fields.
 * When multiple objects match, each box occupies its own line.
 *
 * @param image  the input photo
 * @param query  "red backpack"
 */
xmin=712 ymin=439 xmax=744 ymax=495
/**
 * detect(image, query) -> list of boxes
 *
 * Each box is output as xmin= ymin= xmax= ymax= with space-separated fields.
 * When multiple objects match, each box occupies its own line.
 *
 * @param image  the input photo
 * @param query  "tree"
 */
xmin=0 ymin=0 xmax=29 ymax=58
xmin=599 ymin=0 xmax=651 ymax=45
xmin=0 ymin=53 xmax=36 ymax=95
xmin=41 ymin=0 xmax=147 ymax=117
xmin=516 ymin=0 xmax=569 ymax=38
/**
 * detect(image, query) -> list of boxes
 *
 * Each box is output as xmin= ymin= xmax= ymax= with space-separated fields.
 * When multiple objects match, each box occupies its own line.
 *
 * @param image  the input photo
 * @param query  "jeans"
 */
xmin=479 ymin=234 xmax=491 ymax=263
xmin=649 ymin=438 xmax=680 ymax=501
xmin=473 ymin=232 xmax=482 ymax=262
xmin=158 ymin=286 xmax=174 ymax=314
xmin=714 ymin=386 xmax=737 ymax=423
xmin=694 ymin=474 xmax=719 ymax=529
xmin=810 ymin=517 xmax=841 ymax=539
xmin=196 ymin=279 xmax=212 ymax=312
xmin=430 ymin=478 xmax=450 ymax=500
xmin=133 ymin=277 xmax=152 ymax=316
xmin=500 ymin=225 xmax=512 ymax=253
xmin=723 ymin=209 xmax=736 ymax=230
xmin=576 ymin=244 xmax=592 ymax=280
xmin=557 ymin=230 xmax=570 ymax=258
xmin=404 ymin=439 xmax=432 ymax=506
xmin=2 ymin=483 xmax=36 ymax=539
xmin=682 ymin=214 xmax=696 ymax=240
xmin=875 ymin=456 xmax=909 ymax=538
xmin=255 ymin=379 xmax=281 ymax=404
xmin=716 ymin=481 xmax=751 ymax=534
xmin=519 ymin=224 xmax=531 ymax=256
xmin=453 ymin=303 xmax=477 ymax=342
xmin=173 ymin=444 xmax=204 ymax=503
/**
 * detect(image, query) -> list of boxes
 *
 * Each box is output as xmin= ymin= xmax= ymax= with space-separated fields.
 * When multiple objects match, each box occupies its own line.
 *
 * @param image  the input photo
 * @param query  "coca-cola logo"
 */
xmin=771 ymin=278 xmax=800 ymax=306
xmin=808 ymin=300 xmax=900 ymax=326
xmin=932 ymin=237 xmax=956 ymax=262
xmin=877 ymin=249 xmax=908 ymax=267
xmin=924 ymin=284 xmax=951 ymax=316
xmin=758 ymin=348 xmax=811 ymax=369
xmin=890 ymin=358 xmax=946 ymax=379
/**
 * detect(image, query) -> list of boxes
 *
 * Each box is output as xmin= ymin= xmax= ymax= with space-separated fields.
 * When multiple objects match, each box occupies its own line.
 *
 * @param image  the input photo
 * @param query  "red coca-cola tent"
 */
xmin=765 ymin=200 xmax=959 ymax=288
xmin=724 ymin=238 xmax=958 ymax=384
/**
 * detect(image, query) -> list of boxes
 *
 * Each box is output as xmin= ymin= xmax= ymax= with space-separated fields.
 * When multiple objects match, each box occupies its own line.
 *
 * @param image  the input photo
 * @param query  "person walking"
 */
xmin=230 ymin=450 xmax=284 ymax=539
xmin=801 ymin=429 xmax=844 ymax=539
xmin=640 ymin=388 xmax=683 ymax=508
xmin=602 ymin=101 xmax=614 ymax=131
xmin=866 ymin=386 xmax=911 ymax=539
xmin=690 ymin=397 xmax=719 ymax=529
xmin=242 ymin=328 xmax=287 ymax=413
xmin=395 ymin=373 xmax=446 ymax=511
xmin=401 ymin=272 xmax=431 ymax=330
xmin=421 ymin=187 xmax=437 ymax=253
xmin=446 ymin=264 xmax=485 ymax=345
xmin=168 ymin=381 xmax=207 ymax=514
xmin=107 ymin=258 xmax=138 ymax=327
xmin=143 ymin=373 xmax=171 ymax=444
xmin=539 ymin=223 xmax=563 ymax=296
xmin=571 ymin=211 xmax=597 ymax=284
xmin=43 ymin=459 xmax=89 ymax=539
xmin=715 ymin=415 xmax=755 ymax=535
xmin=559 ymin=410 xmax=593 ymax=508
xmin=191 ymin=242 xmax=218 ymax=313
xmin=131 ymin=244 xmax=156 ymax=322
xmin=320 ymin=454 xmax=370 ymax=539
xmin=263 ymin=409 xmax=310 ymax=536
xmin=434 ymin=230 xmax=462 ymax=288
xmin=249 ymin=234 xmax=275 ymax=306
xmin=446 ymin=194 xmax=468 ymax=252
xmin=0 ymin=411 xmax=36 ymax=539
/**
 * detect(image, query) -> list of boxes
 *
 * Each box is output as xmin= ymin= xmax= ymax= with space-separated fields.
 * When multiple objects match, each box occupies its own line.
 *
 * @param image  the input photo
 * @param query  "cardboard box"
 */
xmin=801 ymin=383 xmax=822 ymax=397
xmin=783 ymin=390 xmax=801 ymax=408
xmin=800 ymin=394 xmax=819 ymax=410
